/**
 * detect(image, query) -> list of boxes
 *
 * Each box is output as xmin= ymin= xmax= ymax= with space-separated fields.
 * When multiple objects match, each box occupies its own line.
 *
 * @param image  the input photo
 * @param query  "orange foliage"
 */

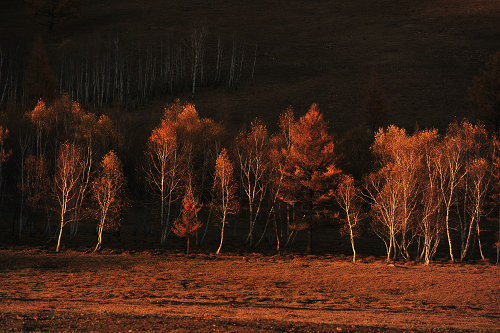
xmin=278 ymin=104 xmax=340 ymax=253
xmin=280 ymin=104 xmax=340 ymax=215
xmin=366 ymin=125 xmax=435 ymax=261
xmin=213 ymin=148 xmax=238 ymax=254
xmin=172 ymin=181 xmax=203 ymax=254
xmin=29 ymin=99 xmax=55 ymax=131
xmin=92 ymin=150 xmax=126 ymax=251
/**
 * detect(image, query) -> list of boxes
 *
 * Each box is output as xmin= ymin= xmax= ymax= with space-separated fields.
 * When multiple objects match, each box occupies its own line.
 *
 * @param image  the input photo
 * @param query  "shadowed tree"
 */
xmin=172 ymin=179 xmax=203 ymax=255
xmin=491 ymin=138 xmax=500 ymax=262
xmin=363 ymin=71 xmax=388 ymax=133
xmin=26 ymin=0 xmax=81 ymax=32
xmin=469 ymin=51 xmax=500 ymax=136
xmin=279 ymin=104 xmax=341 ymax=254
xmin=92 ymin=151 xmax=126 ymax=252
xmin=213 ymin=148 xmax=238 ymax=255
xmin=0 ymin=125 xmax=11 ymax=205
xmin=20 ymin=155 xmax=50 ymax=235
xmin=24 ymin=36 xmax=57 ymax=105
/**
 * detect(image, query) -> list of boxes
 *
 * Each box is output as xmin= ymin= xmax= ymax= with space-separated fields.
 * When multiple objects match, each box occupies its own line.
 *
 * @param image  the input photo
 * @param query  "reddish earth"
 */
xmin=0 ymin=250 xmax=498 ymax=331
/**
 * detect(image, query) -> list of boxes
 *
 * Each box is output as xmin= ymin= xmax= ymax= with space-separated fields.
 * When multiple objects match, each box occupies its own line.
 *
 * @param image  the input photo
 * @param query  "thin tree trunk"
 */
xmin=476 ymin=218 xmax=485 ymax=260
xmin=306 ymin=223 xmax=312 ymax=254
xmin=216 ymin=215 xmax=225 ymax=254
xmin=94 ymin=223 xmax=103 ymax=252
xmin=349 ymin=223 xmax=356 ymax=263
xmin=444 ymin=202 xmax=454 ymax=262
xmin=56 ymin=215 xmax=64 ymax=252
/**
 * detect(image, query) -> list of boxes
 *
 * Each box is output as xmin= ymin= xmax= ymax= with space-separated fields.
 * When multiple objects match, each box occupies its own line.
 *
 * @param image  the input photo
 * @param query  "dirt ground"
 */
xmin=0 ymin=250 xmax=498 ymax=331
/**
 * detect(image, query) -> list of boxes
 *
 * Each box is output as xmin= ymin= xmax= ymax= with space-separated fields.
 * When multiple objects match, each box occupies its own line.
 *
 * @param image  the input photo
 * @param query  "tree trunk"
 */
xmin=476 ymin=219 xmax=485 ymax=260
xmin=349 ymin=225 xmax=356 ymax=263
xmin=216 ymin=215 xmax=225 ymax=254
xmin=444 ymin=203 xmax=454 ymax=262
xmin=56 ymin=219 xmax=64 ymax=252
xmin=306 ymin=223 xmax=312 ymax=254
xmin=186 ymin=236 xmax=190 ymax=255
xmin=94 ymin=223 xmax=104 ymax=252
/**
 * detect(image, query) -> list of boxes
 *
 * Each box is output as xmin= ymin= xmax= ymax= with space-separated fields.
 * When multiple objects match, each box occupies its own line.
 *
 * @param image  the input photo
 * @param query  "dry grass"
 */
xmin=0 ymin=250 xmax=498 ymax=331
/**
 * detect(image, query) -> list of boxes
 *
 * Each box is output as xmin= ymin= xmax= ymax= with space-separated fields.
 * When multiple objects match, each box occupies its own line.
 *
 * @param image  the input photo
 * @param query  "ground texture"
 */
xmin=0 ymin=250 xmax=498 ymax=331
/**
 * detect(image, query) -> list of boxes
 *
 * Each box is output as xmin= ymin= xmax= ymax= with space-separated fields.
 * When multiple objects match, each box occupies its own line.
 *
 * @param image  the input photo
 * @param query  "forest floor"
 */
xmin=0 ymin=249 xmax=498 ymax=331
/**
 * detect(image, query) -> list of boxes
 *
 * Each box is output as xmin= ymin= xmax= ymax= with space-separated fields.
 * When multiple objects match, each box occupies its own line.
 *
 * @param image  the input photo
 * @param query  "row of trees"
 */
xmin=2 ymin=94 xmax=498 ymax=265
xmin=0 ymin=32 xmax=257 ymax=110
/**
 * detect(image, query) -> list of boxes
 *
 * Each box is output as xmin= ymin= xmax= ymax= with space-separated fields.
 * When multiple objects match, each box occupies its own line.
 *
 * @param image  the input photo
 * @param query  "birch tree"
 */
xmin=53 ymin=142 xmax=83 ymax=252
xmin=235 ymin=119 xmax=269 ymax=248
xmin=335 ymin=175 xmax=362 ymax=263
xmin=144 ymin=117 xmax=182 ymax=244
xmin=92 ymin=151 xmax=126 ymax=252
xmin=213 ymin=148 xmax=238 ymax=254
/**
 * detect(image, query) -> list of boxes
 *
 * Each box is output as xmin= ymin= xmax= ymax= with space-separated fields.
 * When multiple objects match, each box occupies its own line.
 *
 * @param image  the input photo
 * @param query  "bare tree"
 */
xmin=235 ymin=119 xmax=269 ymax=248
xmin=417 ymin=130 xmax=443 ymax=265
xmin=335 ymin=175 xmax=362 ymax=263
xmin=53 ymin=142 xmax=84 ymax=252
xmin=144 ymin=116 xmax=182 ymax=244
xmin=213 ymin=148 xmax=238 ymax=254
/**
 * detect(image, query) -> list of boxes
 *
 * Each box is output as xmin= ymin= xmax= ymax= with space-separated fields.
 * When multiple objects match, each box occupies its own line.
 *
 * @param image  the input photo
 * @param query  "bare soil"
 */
xmin=0 ymin=250 xmax=498 ymax=331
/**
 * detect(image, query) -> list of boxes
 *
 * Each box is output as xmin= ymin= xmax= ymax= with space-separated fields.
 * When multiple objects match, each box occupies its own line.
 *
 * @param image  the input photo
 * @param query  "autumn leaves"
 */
xmin=1 ymin=95 xmax=499 ymax=264
xmin=17 ymin=95 xmax=124 ymax=252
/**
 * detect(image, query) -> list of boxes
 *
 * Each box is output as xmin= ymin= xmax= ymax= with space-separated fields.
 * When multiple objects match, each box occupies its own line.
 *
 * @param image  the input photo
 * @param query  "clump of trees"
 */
xmin=1 ymin=43 xmax=499 ymax=264
xmin=0 ymin=95 xmax=498 ymax=264
xmin=0 ymin=32 xmax=257 ymax=111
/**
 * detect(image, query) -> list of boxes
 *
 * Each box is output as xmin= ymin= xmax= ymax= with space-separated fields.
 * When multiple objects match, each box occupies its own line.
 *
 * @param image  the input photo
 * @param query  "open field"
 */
xmin=0 ymin=250 xmax=498 ymax=331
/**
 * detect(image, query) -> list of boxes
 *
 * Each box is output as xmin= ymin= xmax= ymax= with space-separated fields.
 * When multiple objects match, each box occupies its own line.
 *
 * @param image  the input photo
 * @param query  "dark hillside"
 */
xmin=1 ymin=0 xmax=499 ymax=130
